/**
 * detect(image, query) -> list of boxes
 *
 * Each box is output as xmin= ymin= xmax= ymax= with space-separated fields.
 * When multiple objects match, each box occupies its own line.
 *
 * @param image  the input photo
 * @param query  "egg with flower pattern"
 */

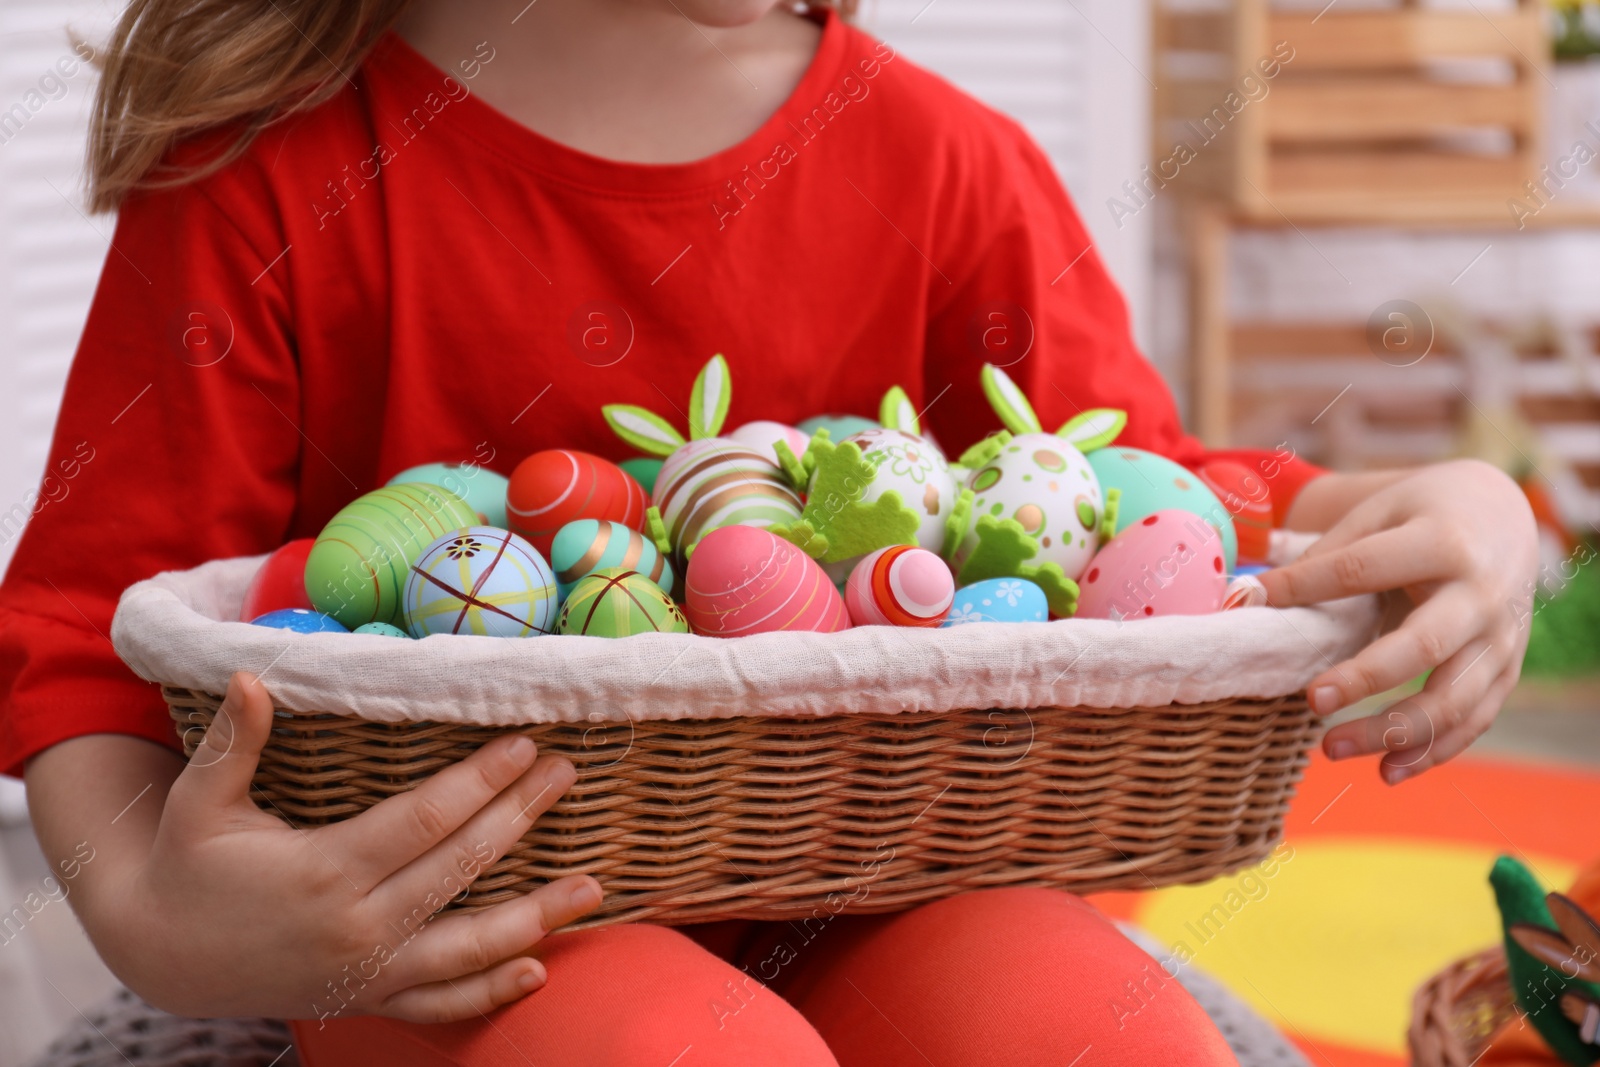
xmin=402 ymin=526 xmax=558 ymax=637
xmin=840 ymin=429 xmax=956 ymax=554
xmin=940 ymin=578 xmax=1049 ymax=626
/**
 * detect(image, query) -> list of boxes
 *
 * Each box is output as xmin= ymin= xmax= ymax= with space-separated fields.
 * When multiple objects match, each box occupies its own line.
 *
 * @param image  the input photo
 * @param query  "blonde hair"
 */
xmin=86 ymin=0 xmax=858 ymax=213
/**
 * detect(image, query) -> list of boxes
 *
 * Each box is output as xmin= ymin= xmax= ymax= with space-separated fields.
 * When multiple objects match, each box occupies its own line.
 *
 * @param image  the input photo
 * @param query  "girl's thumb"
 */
xmin=178 ymin=671 xmax=275 ymax=809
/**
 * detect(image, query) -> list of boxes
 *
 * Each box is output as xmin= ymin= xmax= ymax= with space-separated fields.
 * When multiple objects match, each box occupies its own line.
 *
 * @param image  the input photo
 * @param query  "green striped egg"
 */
xmin=305 ymin=483 xmax=478 ymax=629
xmin=652 ymin=439 xmax=802 ymax=555
xmin=550 ymin=519 xmax=674 ymax=602
xmin=557 ymin=568 xmax=689 ymax=638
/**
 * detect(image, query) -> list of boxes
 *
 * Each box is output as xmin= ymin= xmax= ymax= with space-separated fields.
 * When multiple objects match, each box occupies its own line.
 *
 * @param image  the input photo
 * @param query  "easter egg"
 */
xmin=305 ymin=483 xmax=479 ymax=629
xmin=798 ymin=413 xmax=878 ymax=440
xmin=250 ymin=608 xmax=349 ymax=634
xmin=1196 ymin=459 xmax=1272 ymax=566
xmin=729 ymin=421 xmax=811 ymax=465
xmin=619 ymin=457 xmax=665 ymax=496
xmin=239 ymin=538 xmax=315 ymax=621
xmin=549 ymin=519 xmax=674 ymax=602
xmin=353 ymin=622 xmax=409 ymax=637
xmin=387 ymin=462 xmax=510 ymax=528
xmin=653 ymin=439 xmax=803 ymax=555
xmin=841 ymin=429 xmax=957 ymax=554
xmin=941 ymin=578 xmax=1049 ymax=626
xmin=844 ymin=545 xmax=955 ymax=627
xmin=402 ymin=526 xmax=557 ymax=637
xmin=1076 ymin=509 xmax=1227 ymax=621
xmin=506 ymin=450 xmax=649 ymax=557
xmin=557 ymin=568 xmax=690 ymax=637
xmin=958 ymin=433 xmax=1104 ymax=581
xmin=1088 ymin=447 xmax=1237 ymax=571
xmin=685 ymin=525 xmax=851 ymax=637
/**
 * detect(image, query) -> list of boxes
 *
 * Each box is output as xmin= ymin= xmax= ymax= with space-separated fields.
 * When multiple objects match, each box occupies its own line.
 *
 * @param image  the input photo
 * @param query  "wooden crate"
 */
xmin=1153 ymin=0 xmax=1548 ymax=221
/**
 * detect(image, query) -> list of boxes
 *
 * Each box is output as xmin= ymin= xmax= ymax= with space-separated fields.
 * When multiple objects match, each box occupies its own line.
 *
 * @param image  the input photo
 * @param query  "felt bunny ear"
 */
xmin=980 ymin=364 xmax=1042 ymax=435
xmin=1510 ymin=922 xmax=1600 ymax=984
xmin=1550 ymin=894 xmax=1600 ymax=979
xmin=1058 ymin=408 xmax=1127 ymax=453
xmin=688 ymin=354 xmax=732 ymax=440
xmin=603 ymin=405 xmax=685 ymax=457
xmin=879 ymin=386 xmax=920 ymax=434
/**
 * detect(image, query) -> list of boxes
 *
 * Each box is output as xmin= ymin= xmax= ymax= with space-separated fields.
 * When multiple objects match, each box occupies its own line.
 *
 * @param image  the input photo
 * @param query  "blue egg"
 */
xmin=941 ymin=578 xmax=1049 ymax=626
xmin=1232 ymin=563 xmax=1270 ymax=578
xmin=797 ymin=414 xmax=879 ymax=441
xmin=353 ymin=622 xmax=410 ymax=637
xmin=387 ymin=462 xmax=510 ymax=528
xmin=251 ymin=608 xmax=350 ymax=634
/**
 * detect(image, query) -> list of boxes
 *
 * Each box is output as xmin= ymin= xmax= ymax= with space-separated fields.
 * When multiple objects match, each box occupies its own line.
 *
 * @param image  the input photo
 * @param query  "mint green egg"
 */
xmin=387 ymin=462 xmax=510 ymax=528
xmin=549 ymin=519 xmax=673 ymax=602
xmin=618 ymin=457 xmax=664 ymax=496
xmin=305 ymin=483 xmax=479 ymax=629
xmin=1087 ymin=447 xmax=1237 ymax=570
xmin=353 ymin=622 xmax=409 ymax=637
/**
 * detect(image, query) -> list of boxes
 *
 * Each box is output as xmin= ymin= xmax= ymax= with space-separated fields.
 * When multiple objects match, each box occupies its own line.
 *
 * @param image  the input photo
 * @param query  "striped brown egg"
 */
xmin=652 ymin=439 xmax=803 ymax=555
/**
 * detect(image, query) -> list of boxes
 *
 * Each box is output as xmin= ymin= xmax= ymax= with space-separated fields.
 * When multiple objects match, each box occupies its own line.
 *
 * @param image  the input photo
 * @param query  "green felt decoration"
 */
xmin=1058 ymin=408 xmax=1128 ymax=453
xmin=646 ymin=506 xmax=672 ymax=559
xmin=981 ymin=364 xmax=1043 ymax=435
xmin=1099 ymin=487 xmax=1121 ymax=543
xmin=768 ymin=519 xmax=828 ymax=559
xmin=942 ymin=487 xmax=975 ymax=561
xmin=1492 ymin=855 xmax=1600 ymax=1065
xmin=956 ymin=514 xmax=1080 ymax=617
xmin=688 ymin=354 xmax=731 ymax=441
xmin=957 ymin=431 xmax=1011 ymax=470
xmin=773 ymin=439 xmax=810 ymax=493
xmin=879 ymin=386 xmax=920 ymax=434
xmin=603 ymin=405 xmax=684 ymax=458
xmin=785 ymin=436 xmax=919 ymax=563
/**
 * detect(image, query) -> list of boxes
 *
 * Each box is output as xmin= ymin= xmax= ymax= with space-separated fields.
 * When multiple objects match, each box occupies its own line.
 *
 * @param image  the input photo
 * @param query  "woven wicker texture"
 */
xmin=1408 ymin=947 xmax=1518 ymax=1067
xmin=166 ymin=688 xmax=1317 ymax=928
xmin=23 ymin=987 xmax=296 ymax=1067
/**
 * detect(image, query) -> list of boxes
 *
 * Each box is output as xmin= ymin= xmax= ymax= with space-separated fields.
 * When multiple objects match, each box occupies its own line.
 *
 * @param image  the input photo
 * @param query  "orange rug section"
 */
xmin=1087 ymin=753 xmax=1600 ymax=1066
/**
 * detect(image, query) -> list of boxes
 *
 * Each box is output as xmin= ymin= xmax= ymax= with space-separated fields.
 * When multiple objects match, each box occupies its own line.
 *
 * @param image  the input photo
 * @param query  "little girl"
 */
xmin=3 ymin=0 xmax=1538 ymax=1064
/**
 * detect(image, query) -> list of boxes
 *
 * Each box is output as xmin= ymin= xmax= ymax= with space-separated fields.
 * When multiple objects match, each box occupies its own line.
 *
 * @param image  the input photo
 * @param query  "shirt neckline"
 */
xmin=372 ymin=10 xmax=848 ymax=197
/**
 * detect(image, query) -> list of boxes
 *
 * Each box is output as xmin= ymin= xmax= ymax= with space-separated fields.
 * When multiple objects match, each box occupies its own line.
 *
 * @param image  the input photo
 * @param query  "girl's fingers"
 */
xmin=166 ymin=673 xmax=281 ymax=828
xmin=391 ymin=875 xmax=602 ymax=989
xmin=326 ymin=733 xmax=542 ymax=884
xmin=1321 ymin=639 xmax=1506 ymax=764
xmin=1258 ymin=522 xmax=1456 ymax=610
xmin=1304 ymin=587 xmax=1484 ymax=713
xmin=1379 ymin=670 xmax=1519 ymax=783
xmin=377 ymin=955 xmax=548 ymax=1025
xmin=374 ymin=755 xmax=577 ymax=911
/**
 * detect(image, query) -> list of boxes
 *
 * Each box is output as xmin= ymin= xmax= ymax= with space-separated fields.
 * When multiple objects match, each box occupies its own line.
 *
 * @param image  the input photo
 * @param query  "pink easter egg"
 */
xmin=1075 ymin=508 xmax=1227 ymax=620
xmin=729 ymin=420 xmax=811 ymax=465
xmin=685 ymin=525 xmax=851 ymax=637
xmin=845 ymin=545 xmax=955 ymax=627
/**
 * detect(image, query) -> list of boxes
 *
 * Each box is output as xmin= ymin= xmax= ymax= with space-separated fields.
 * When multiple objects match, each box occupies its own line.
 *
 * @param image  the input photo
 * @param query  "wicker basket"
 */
xmin=165 ymin=688 xmax=1317 ymax=928
xmin=1408 ymin=947 xmax=1519 ymax=1067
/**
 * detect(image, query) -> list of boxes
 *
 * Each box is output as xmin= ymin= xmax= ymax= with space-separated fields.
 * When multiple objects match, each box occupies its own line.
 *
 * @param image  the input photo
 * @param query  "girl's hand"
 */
xmin=1257 ymin=459 xmax=1539 ymax=783
xmin=101 ymin=671 xmax=601 ymax=1022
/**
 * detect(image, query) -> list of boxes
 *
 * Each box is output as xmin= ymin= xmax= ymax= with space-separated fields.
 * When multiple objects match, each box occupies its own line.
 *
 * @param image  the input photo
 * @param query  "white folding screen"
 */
xmin=0 ymin=0 xmax=1152 ymax=574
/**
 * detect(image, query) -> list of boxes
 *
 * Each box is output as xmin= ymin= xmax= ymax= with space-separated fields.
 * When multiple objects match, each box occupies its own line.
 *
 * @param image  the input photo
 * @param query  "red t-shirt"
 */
xmin=0 ymin=11 xmax=1320 ymax=777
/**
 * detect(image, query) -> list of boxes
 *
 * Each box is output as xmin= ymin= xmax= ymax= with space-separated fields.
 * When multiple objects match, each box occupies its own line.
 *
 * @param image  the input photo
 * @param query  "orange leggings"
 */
xmin=290 ymin=888 xmax=1235 ymax=1066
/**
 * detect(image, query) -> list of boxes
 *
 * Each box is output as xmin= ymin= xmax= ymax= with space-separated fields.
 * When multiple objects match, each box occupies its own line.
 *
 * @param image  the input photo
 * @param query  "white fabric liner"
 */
xmin=110 ymin=545 xmax=1382 ymax=727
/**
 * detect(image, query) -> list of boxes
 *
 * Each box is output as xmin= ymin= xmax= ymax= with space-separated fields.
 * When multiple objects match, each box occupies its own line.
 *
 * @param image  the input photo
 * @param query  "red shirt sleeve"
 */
xmin=0 ymin=158 xmax=301 ymax=778
xmin=918 ymin=115 xmax=1323 ymax=523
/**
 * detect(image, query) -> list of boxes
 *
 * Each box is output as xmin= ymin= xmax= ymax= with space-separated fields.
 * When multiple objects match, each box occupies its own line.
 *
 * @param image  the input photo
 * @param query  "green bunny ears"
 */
xmin=602 ymin=354 xmax=730 ymax=457
xmin=978 ymin=364 xmax=1127 ymax=453
xmin=878 ymin=385 xmax=920 ymax=434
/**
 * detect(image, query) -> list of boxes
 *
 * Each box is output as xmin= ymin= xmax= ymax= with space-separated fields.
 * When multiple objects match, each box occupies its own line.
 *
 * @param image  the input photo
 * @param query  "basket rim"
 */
xmin=115 ymin=550 xmax=1380 ymax=728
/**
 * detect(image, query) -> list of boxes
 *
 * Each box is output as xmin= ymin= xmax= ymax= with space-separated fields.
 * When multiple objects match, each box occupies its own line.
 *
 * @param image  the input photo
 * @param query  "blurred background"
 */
xmin=3 ymin=0 xmax=1600 ymax=1065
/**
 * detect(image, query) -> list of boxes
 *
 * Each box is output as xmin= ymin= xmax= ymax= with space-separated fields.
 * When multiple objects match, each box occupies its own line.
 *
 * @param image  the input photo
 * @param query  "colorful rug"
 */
xmin=1088 ymin=752 xmax=1600 ymax=1066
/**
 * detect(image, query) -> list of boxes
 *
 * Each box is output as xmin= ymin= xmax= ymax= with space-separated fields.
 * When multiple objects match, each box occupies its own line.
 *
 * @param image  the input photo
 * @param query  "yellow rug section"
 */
xmin=1136 ymin=838 xmax=1576 ymax=1057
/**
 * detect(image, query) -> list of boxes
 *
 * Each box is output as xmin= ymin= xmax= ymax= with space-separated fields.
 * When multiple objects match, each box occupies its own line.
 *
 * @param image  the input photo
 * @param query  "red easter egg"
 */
xmin=1196 ymin=459 xmax=1273 ymax=566
xmin=685 ymin=525 xmax=851 ymax=637
xmin=506 ymin=450 xmax=649 ymax=557
xmin=1076 ymin=509 xmax=1226 ymax=620
xmin=239 ymin=538 xmax=316 ymax=621
xmin=845 ymin=545 xmax=955 ymax=627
